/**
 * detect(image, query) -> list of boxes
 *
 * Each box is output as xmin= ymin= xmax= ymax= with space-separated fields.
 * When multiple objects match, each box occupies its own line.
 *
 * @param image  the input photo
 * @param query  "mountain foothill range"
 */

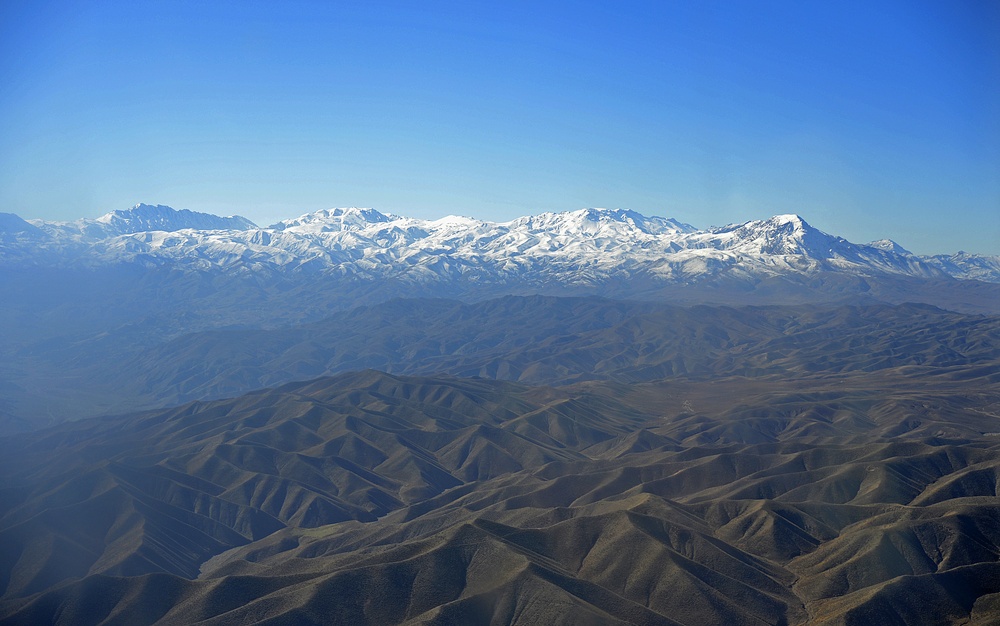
xmin=1 ymin=204 xmax=999 ymax=625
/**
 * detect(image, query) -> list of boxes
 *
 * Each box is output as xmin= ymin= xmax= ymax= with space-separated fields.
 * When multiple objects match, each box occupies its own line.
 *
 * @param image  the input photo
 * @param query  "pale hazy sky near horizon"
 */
xmin=1 ymin=0 xmax=998 ymax=254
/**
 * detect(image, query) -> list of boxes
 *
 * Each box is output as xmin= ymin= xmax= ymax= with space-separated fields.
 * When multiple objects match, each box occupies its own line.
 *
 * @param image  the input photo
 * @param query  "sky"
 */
xmin=0 ymin=0 xmax=998 ymax=254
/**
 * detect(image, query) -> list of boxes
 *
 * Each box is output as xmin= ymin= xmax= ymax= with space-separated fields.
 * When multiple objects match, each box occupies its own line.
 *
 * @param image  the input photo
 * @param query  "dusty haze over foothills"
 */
xmin=1 ymin=1 xmax=998 ymax=254
xmin=3 ymin=2 xmax=1000 ymax=626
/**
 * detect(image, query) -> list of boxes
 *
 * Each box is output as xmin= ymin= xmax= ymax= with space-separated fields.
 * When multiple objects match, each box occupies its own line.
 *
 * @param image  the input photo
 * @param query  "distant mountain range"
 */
xmin=2 ymin=203 xmax=998 ymax=284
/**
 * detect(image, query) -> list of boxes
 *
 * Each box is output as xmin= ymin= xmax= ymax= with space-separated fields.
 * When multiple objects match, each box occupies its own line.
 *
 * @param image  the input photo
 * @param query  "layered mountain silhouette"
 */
xmin=4 ymin=297 xmax=1000 ymax=431
xmin=1 ymin=204 xmax=999 ymax=624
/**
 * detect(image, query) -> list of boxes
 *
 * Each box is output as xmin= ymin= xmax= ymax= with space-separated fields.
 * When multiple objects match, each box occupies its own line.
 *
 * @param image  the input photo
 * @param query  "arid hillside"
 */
xmin=2 ymin=348 xmax=999 ymax=624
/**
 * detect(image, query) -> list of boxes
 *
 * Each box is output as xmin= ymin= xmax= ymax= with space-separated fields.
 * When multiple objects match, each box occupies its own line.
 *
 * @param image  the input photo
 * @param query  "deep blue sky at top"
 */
xmin=1 ymin=0 xmax=997 ymax=253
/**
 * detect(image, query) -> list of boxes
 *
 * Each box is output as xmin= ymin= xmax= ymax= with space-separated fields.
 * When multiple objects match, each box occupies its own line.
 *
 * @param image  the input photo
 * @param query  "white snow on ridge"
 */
xmin=96 ymin=203 xmax=258 ymax=234
xmin=868 ymin=239 xmax=912 ymax=255
xmin=270 ymin=207 xmax=396 ymax=233
xmin=26 ymin=203 xmax=258 ymax=246
xmin=921 ymin=252 xmax=1000 ymax=283
xmin=4 ymin=204 xmax=997 ymax=284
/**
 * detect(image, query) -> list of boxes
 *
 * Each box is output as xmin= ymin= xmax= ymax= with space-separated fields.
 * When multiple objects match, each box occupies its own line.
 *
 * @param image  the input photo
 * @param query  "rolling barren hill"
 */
xmin=1 ymin=362 xmax=999 ymax=625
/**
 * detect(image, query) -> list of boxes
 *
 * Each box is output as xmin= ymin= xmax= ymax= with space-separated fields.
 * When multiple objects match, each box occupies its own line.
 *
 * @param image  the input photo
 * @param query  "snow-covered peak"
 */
xmin=96 ymin=204 xmax=257 ymax=234
xmin=769 ymin=214 xmax=808 ymax=227
xmin=745 ymin=214 xmax=813 ymax=237
xmin=867 ymin=239 xmax=912 ymax=255
xmin=270 ymin=207 xmax=396 ymax=233
xmin=920 ymin=251 xmax=1000 ymax=282
xmin=507 ymin=208 xmax=694 ymax=237
xmin=708 ymin=214 xmax=848 ymax=257
xmin=425 ymin=215 xmax=482 ymax=229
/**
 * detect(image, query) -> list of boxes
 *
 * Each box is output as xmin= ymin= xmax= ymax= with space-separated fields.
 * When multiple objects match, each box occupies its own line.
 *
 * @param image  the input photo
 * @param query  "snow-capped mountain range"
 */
xmin=1 ymin=203 xmax=997 ymax=284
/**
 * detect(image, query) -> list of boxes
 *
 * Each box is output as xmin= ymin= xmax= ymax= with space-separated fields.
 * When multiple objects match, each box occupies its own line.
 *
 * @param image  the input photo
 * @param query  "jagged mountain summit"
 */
xmin=3 ymin=204 xmax=996 ymax=285
xmin=94 ymin=203 xmax=258 ymax=234
xmin=18 ymin=203 xmax=257 ymax=244
xmin=269 ymin=206 xmax=395 ymax=232
xmin=921 ymin=251 xmax=1000 ymax=284
xmin=867 ymin=238 xmax=912 ymax=255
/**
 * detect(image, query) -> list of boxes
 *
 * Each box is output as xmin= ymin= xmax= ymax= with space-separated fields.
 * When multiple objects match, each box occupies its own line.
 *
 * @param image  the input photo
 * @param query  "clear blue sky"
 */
xmin=1 ymin=0 xmax=997 ymax=254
